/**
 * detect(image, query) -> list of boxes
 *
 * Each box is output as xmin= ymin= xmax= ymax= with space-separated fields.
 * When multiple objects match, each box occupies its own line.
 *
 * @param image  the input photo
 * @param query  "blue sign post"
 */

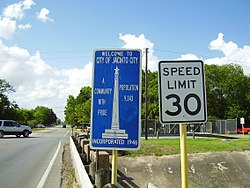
xmin=90 ymin=49 xmax=141 ymax=150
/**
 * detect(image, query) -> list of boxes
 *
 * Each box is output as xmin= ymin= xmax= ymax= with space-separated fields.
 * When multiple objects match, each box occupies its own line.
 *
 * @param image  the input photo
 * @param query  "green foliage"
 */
xmin=76 ymin=86 xmax=91 ymax=103
xmin=14 ymin=107 xmax=57 ymax=127
xmin=64 ymin=87 xmax=91 ymax=126
xmin=27 ymin=119 xmax=38 ymax=128
xmin=34 ymin=106 xmax=57 ymax=126
xmin=147 ymin=71 xmax=159 ymax=119
xmin=16 ymin=109 xmax=35 ymax=124
xmin=64 ymin=95 xmax=77 ymax=125
xmin=0 ymin=79 xmax=15 ymax=94
xmin=75 ymin=99 xmax=91 ymax=123
xmin=65 ymin=63 xmax=250 ymax=124
xmin=141 ymin=70 xmax=159 ymax=119
xmin=56 ymin=118 xmax=62 ymax=124
xmin=205 ymin=64 xmax=250 ymax=119
xmin=0 ymin=79 xmax=18 ymax=119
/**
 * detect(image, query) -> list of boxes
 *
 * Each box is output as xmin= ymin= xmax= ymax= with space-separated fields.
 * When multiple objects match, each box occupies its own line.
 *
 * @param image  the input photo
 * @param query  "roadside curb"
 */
xmin=70 ymin=136 xmax=93 ymax=188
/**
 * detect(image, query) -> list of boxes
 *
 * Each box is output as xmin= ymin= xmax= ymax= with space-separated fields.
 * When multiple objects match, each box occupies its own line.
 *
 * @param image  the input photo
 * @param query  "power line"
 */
xmin=1 ymin=47 xmax=249 ymax=65
xmin=154 ymin=48 xmax=185 ymax=56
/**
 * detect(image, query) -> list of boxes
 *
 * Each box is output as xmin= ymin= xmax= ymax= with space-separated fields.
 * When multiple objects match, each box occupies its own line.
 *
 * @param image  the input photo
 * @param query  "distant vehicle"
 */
xmin=228 ymin=127 xmax=250 ymax=134
xmin=62 ymin=124 xmax=66 ymax=128
xmin=35 ymin=124 xmax=45 ymax=128
xmin=236 ymin=127 xmax=250 ymax=134
xmin=0 ymin=120 xmax=32 ymax=138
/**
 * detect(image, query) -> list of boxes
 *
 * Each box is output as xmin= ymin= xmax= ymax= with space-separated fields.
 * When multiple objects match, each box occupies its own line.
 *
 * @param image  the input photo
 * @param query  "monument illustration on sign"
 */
xmin=102 ymin=66 xmax=128 ymax=139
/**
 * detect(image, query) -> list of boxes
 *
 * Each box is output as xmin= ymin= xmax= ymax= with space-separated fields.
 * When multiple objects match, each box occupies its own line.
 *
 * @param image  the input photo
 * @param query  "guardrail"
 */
xmin=70 ymin=136 xmax=93 ymax=188
xmin=70 ymin=132 xmax=115 ymax=188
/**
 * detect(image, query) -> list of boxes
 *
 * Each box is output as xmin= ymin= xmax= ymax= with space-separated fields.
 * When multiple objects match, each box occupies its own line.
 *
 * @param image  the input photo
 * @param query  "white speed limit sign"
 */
xmin=158 ymin=60 xmax=207 ymax=123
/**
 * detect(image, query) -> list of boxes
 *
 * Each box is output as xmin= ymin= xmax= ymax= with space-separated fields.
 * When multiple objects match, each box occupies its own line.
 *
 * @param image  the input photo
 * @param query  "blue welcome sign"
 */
xmin=90 ymin=49 xmax=141 ymax=150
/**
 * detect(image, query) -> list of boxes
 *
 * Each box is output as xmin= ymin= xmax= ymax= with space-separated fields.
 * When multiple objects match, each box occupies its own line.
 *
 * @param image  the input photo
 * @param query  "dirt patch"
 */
xmin=61 ymin=144 xmax=80 ymax=188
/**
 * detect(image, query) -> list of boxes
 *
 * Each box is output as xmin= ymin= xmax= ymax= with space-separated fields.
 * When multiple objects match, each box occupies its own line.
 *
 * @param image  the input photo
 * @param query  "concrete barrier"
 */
xmin=90 ymin=150 xmax=110 ymax=170
xmin=117 ymin=151 xmax=250 ymax=187
xmin=70 ymin=136 xmax=93 ymax=188
xmin=81 ymin=139 xmax=89 ymax=154
xmin=71 ymin=133 xmax=122 ymax=187
xmin=84 ymin=144 xmax=91 ymax=164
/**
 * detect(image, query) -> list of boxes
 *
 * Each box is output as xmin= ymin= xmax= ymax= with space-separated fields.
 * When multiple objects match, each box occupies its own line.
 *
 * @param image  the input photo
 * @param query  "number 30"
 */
xmin=165 ymin=93 xmax=201 ymax=116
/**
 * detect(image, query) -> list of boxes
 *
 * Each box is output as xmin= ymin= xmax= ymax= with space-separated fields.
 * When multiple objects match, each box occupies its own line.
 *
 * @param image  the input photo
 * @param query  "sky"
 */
xmin=0 ymin=0 xmax=250 ymax=121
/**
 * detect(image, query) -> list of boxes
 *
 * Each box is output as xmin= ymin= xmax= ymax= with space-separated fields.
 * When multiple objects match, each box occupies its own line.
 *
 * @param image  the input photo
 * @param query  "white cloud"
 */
xmin=18 ymin=23 xmax=32 ymax=30
xmin=0 ymin=39 xmax=88 ymax=120
xmin=176 ymin=54 xmax=200 ymax=60
xmin=1 ymin=22 xmax=250 ymax=121
xmin=37 ymin=8 xmax=54 ymax=23
xmin=3 ymin=0 xmax=35 ymax=20
xmin=0 ymin=17 xmax=16 ymax=39
xmin=3 ymin=1 xmax=24 ymax=20
xmin=22 ymin=0 xmax=35 ymax=10
xmin=61 ymin=62 xmax=92 ymax=96
xmin=0 ymin=0 xmax=34 ymax=40
xmin=119 ymin=33 xmax=159 ymax=71
xmin=209 ymin=33 xmax=238 ymax=57
xmin=206 ymin=33 xmax=250 ymax=75
xmin=0 ymin=33 xmax=158 ymax=120
xmin=0 ymin=1 xmax=77 ymax=120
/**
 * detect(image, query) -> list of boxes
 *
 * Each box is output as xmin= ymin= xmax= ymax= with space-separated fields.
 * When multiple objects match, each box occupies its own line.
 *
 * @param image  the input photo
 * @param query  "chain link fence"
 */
xmin=213 ymin=119 xmax=238 ymax=134
xmin=81 ymin=118 xmax=238 ymax=137
xmin=141 ymin=118 xmax=238 ymax=136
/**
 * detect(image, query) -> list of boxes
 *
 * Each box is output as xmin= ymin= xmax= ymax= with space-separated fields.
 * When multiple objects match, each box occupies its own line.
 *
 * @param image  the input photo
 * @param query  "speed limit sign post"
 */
xmin=158 ymin=60 xmax=207 ymax=188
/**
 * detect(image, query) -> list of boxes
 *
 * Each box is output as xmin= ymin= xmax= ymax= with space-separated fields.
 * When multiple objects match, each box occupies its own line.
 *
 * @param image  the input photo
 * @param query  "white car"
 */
xmin=35 ymin=124 xmax=45 ymax=128
xmin=0 ymin=120 xmax=32 ymax=138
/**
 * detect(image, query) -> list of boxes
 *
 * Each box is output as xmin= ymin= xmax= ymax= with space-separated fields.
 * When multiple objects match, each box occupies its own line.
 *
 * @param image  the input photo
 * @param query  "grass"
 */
xmin=32 ymin=128 xmax=45 ymax=131
xmin=61 ymin=144 xmax=79 ymax=188
xmin=126 ymin=138 xmax=250 ymax=157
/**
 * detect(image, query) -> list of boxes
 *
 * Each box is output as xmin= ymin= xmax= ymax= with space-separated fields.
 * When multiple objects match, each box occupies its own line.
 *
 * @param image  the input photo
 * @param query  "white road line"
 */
xmin=64 ymin=131 xmax=69 ymax=136
xmin=36 ymin=141 xmax=61 ymax=188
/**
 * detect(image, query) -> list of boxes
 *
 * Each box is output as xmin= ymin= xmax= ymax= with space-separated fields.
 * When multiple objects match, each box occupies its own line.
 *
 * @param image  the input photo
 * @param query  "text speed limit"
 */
xmin=158 ymin=60 xmax=207 ymax=123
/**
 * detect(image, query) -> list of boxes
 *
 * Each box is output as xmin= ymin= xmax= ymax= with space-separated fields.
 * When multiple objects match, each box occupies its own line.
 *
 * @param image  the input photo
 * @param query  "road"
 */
xmin=0 ymin=127 xmax=70 ymax=188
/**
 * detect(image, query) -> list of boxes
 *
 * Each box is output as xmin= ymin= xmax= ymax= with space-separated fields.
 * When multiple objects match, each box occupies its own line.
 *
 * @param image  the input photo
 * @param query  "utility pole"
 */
xmin=144 ymin=48 xmax=149 ymax=140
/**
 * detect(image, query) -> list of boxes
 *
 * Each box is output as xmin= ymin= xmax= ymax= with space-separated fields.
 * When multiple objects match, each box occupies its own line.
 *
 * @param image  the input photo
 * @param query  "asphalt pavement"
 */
xmin=0 ymin=127 xmax=70 ymax=188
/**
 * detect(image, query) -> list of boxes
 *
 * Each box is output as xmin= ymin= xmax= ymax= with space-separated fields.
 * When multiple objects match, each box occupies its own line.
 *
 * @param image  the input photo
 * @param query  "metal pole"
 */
xmin=144 ymin=48 xmax=149 ymax=140
xmin=96 ymin=150 xmax=99 ymax=171
xmin=180 ymin=123 xmax=188 ymax=188
xmin=240 ymin=117 xmax=245 ymax=137
xmin=242 ymin=123 xmax=244 ymax=137
xmin=111 ymin=149 xmax=118 ymax=185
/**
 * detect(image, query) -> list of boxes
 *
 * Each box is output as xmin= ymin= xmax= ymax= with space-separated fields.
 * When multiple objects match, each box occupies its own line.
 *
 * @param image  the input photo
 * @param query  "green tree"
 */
xmin=16 ymin=109 xmax=35 ymax=124
xmin=64 ymin=95 xmax=77 ymax=125
xmin=75 ymin=99 xmax=91 ymax=123
xmin=0 ymin=79 xmax=18 ymax=119
xmin=75 ymin=86 xmax=92 ymax=123
xmin=45 ymin=108 xmax=57 ymax=126
xmin=205 ymin=64 xmax=250 ymax=119
xmin=76 ymin=86 xmax=91 ymax=103
xmin=141 ymin=70 xmax=159 ymax=119
xmin=147 ymin=71 xmax=159 ymax=119
xmin=34 ymin=106 xmax=57 ymax=126
xmin=65 ymin=86 xmax=92 ymax=126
